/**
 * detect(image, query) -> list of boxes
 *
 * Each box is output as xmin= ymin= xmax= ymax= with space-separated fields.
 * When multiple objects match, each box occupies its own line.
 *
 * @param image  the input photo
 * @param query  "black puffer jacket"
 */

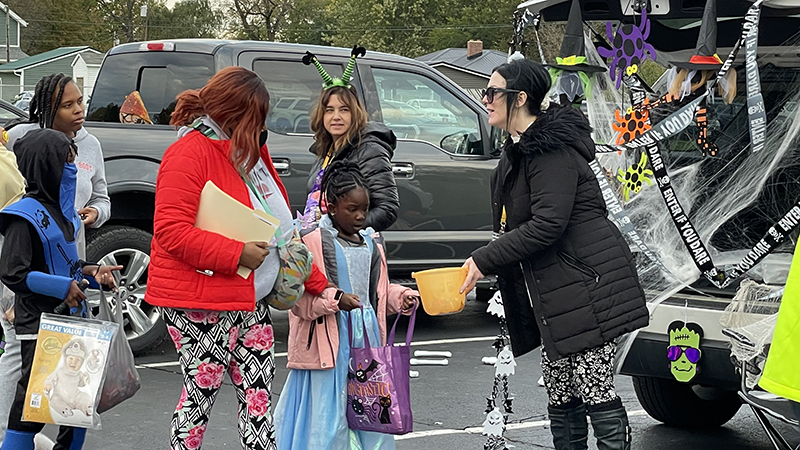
xmin=308 ymin=122 xmax=399 ymax=231
xmin=472 ymin=105 xmax=648 ymax=360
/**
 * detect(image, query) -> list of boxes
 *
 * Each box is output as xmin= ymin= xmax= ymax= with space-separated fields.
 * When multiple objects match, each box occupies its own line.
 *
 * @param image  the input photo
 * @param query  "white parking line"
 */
xmin=136 ymin=335 xmax=497 ymax=369
xmin=395 ymin=410 xmax=649 ymax=440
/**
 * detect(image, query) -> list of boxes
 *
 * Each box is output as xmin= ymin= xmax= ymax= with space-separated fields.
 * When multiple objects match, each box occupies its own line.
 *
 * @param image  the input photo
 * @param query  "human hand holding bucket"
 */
xmin=411 ymin=267 xmax=468 ymax=315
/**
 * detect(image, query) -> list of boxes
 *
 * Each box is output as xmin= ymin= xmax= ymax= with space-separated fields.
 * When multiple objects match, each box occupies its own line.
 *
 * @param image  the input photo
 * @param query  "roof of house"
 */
xmin=74 ymin=51 xmax=105 ymax=66
xmin=0 ymin=2 xmax=28 ymax=27
xmin=416 ymin=48 xmax=508 ymax=78
xmin=0 ymin=47 xmax=30 ymax=63
xmin=0 ymin=46 xmax=100 ymax=71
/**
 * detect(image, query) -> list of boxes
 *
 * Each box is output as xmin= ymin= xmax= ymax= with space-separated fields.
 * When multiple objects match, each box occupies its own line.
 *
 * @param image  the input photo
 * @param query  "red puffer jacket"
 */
xmin=146 ymin=131 xmax=327 ymax=312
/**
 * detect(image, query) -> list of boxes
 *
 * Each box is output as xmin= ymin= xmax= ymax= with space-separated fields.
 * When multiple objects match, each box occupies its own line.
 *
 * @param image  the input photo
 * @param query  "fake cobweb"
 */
xmin=720 ymin=279 xmax=782 ymax=365
xmin=578 ymin=30 xmax=800 ymax=365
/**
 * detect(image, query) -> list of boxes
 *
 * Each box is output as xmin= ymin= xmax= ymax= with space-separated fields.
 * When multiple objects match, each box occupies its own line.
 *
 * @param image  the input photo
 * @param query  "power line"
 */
xmin=23 ymin=17 xmax=513 ymax=32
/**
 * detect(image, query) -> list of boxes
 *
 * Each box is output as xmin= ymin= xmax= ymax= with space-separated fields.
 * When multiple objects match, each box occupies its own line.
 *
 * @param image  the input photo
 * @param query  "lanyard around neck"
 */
xmin=241 ymin=174 xmax=286 ymax=247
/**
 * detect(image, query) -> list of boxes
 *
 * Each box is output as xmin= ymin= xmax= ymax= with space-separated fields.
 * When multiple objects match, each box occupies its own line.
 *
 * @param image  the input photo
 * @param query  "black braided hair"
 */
xmin=28 ymin=73 xmax=73 ymax=129
xmin=321 ymin=161 xmax=368 ymax=208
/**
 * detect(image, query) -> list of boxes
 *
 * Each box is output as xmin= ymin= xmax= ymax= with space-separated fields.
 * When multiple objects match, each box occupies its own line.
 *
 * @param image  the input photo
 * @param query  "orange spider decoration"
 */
xmin=613 ymin=99 xmax=652 ymax=145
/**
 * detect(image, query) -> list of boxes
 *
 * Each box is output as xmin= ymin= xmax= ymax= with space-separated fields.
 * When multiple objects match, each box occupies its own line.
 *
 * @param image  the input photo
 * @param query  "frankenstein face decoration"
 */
xmin=667 ymin=321 xmax=704 ymax=382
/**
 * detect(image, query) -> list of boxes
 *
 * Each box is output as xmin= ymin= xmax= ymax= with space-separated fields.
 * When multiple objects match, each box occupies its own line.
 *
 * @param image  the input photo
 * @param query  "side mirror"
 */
xmin=440 ymin=131 xmax=481 ymax=155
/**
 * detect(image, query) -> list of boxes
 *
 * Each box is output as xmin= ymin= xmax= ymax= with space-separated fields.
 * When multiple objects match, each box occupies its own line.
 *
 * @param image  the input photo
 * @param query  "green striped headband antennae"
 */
xmin=302 ymin=51 xmax=335 ymax=88
xmin=302 ymin=46 xmax=367 ymax=90
xmin=342 ymin=46 xmax=366 ymax=88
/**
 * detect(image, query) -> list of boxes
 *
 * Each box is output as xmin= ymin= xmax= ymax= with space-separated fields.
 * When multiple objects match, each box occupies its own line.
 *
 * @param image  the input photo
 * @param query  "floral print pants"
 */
xmin=541 ymin=341 xmax=617 ymax=407
xmin=162 ymin=302 xmax=276 ymax=450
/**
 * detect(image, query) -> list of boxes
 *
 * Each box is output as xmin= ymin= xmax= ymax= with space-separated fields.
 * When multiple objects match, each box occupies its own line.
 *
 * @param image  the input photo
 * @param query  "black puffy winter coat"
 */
xmin=472 ymin=105 xmax=648 ymax=360
xmin=308 ymin=122 xmax=400 ymax=231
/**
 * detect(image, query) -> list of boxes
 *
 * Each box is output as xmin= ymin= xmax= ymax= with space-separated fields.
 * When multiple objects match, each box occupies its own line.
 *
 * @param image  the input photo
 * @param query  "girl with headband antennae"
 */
xmin=299 ymin=46 xmax=400 ymax=233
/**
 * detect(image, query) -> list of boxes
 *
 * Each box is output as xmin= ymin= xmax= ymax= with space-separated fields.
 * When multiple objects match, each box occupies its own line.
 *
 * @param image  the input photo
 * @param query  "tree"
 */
xmin=323 ymin=0 xmax=449 ymax=57
xmin=94 ymin=0 xmax=148 ymax=44
xmin=148 ymin=0 xmax=221 ymax=40
xmin=226 ymin=0 xmax=292 ymax=41
xmin=9 ymin=0 xmax=113 ymax=55
xmin=280 ymin=0 xmax=329 ymax=45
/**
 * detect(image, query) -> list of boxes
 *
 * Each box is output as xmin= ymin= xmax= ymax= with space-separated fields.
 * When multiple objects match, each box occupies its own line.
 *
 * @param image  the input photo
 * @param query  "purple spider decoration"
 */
xmin=598 ymin=8 xmax=657 ymax=89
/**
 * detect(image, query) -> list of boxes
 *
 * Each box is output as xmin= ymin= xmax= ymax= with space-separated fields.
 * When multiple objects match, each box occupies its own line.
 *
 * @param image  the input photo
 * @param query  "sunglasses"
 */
xmin=481 ymin=87 xmax=522 ymax=103
xmin=120 ymin=112 xmax=148 ymax=124
xmin=667 ymin=346 xmax=701 ymax=363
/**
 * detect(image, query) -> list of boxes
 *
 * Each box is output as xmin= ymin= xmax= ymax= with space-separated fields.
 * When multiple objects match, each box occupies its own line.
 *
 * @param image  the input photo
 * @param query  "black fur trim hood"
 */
xmin=510 ymin=104 xmax=595 ymax=163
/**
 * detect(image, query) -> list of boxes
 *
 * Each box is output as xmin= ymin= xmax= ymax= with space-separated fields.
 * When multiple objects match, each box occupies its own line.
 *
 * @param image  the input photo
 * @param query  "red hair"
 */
xmin=171 ymin=67 xmax=270 ymax=173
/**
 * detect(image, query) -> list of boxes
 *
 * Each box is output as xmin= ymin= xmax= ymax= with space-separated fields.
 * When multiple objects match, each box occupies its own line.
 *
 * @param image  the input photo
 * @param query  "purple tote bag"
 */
xmin=346 ymin=304 xmax=417 ymax=434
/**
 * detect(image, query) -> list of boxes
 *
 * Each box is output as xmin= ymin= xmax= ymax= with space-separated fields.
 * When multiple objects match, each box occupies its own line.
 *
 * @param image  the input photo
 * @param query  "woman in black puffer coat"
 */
xmin=303 ymin=85 xmax=399 ymax=231
xmin=460 ymin=58 xmax=648 ymax=450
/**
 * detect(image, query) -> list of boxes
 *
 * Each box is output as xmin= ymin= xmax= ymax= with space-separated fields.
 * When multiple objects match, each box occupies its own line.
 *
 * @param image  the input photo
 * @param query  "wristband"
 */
xmin=334 ymin=290 xmax=344 ymax=301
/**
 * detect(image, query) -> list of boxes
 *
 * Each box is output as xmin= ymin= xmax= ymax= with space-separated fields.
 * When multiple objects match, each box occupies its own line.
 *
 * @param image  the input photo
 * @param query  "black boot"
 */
xmin=587 ymin=398 xmax=631 ymax=450
xmin=548 ymin=400 xmax=589 ymax=450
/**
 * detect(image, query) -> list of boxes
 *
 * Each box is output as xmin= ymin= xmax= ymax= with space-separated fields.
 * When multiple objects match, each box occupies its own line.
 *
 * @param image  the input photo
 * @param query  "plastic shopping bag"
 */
xmin=95 ymin=289 xmax=141 ymax=413
xmin=23 ymin=313 xmax=118 ymax=429
xmin=346 ymin=304 xmax=417 ymax=435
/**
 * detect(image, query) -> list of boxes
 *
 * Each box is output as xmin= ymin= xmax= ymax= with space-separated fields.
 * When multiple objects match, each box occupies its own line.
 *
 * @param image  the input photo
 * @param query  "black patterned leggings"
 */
xmin=161 ymin=302 xmax=276 ymax=450
xmin=541 ymin=341 xmax=618 ymax=407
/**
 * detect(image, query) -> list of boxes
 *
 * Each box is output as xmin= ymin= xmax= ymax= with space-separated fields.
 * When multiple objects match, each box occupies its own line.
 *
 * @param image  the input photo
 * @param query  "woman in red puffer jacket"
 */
xmin=146 ymin=66 xmax=326 ymax=450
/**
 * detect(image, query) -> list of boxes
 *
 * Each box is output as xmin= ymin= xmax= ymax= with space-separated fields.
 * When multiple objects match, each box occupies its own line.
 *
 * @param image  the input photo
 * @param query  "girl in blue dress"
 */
xmin=275 ymin=162 xmax=417 ymax=450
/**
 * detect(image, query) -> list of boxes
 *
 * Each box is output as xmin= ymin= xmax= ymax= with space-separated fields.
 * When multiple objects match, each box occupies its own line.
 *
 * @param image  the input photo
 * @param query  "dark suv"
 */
xmin=83 ymin=40 xmax=502 ymax=353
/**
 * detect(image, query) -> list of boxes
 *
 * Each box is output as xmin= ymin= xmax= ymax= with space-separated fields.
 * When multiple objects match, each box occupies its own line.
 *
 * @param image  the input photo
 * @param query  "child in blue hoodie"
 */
xmin=0 ymin=129 xmax=120 ymax=450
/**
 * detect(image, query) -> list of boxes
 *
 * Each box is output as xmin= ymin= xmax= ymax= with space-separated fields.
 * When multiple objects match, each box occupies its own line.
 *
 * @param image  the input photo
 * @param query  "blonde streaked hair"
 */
xmin=668 ymin=68 xmax=737 ymax=105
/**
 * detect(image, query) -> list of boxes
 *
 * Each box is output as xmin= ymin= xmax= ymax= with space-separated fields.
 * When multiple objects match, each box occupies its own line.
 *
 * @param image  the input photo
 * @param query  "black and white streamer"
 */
xmin=607 ymin=0 xmax=800 ymax=288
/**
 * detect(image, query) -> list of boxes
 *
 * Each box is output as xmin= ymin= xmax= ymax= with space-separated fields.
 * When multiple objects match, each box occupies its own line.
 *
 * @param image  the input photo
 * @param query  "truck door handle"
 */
xmin=273 ymin=159 xmax=291 ymax=175
xmin=392 ymin=163 xmax=414 ymax=178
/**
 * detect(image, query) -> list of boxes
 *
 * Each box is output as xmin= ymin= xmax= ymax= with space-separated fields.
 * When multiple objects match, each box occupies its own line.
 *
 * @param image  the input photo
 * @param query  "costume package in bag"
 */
xmin=95 ymin=290 xmax=140 ymax=413
xmin=23 ymin=313 xmax=119 ymax=429
xmin=346 ymin=304 xmax=416 ymax=434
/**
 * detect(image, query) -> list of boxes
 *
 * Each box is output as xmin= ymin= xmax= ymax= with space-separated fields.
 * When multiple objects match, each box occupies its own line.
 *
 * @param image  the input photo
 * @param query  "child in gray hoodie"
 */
xmin=0 ymin=73 xmax=110 ymax=449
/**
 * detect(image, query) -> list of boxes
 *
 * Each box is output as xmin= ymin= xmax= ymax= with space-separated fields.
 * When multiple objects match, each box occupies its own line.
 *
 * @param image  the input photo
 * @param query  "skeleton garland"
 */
xmin=482 ymin=291 xmax=515 ymax=450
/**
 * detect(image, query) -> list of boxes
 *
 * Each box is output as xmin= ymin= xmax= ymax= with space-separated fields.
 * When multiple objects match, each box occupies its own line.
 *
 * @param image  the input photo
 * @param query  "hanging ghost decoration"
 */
xmin=598 ymin=7 xmax=656 ymax=89
xmin=482 ymin=407 xmax=506 ymax=437
xmin=667 ymin=321 xmax=704 ymax=382
xmin=486 ymin=291 xmax=505 ymax=318
xmin=495 ymin=346 xmax=517 ymax=377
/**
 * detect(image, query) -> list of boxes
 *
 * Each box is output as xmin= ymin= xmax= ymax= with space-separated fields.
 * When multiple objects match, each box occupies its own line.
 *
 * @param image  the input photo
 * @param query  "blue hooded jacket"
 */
xmin=0 ymin=129 xmax=94 ymax=335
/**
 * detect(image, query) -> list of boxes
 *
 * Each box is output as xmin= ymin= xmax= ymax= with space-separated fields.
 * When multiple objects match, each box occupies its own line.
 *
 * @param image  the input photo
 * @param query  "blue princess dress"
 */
xmin=275 ymin=217 xmax=395 ymax=450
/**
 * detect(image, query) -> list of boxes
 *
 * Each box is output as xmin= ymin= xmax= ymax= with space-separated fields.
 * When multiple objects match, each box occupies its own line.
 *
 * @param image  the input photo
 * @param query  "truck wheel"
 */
xmin=632 ymin=376 xmax=741 ymax=428
xmin=86 ymin=226 xmax=166 ymax=356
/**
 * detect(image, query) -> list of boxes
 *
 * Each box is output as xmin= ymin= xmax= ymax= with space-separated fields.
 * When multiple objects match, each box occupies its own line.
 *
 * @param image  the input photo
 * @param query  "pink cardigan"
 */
xmin=286 ymin=227 xmax=417 ymax=370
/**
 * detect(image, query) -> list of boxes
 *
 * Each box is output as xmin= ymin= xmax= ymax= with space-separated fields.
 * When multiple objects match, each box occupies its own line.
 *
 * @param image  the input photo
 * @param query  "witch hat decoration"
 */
xmin=546 ymin=0 xmax=606 ymax=73
xmin=670 ymin=0 xmax=723 ymax=71
xmin=303 ymin=45 xmax=367 ymax=90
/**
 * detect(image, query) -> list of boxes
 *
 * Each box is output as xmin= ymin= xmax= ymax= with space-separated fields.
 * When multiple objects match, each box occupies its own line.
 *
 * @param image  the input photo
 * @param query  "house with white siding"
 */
xmin=0 ymin=46 xmax=105 ymax=102
xmin=0 ymin=2 xmax=29 ymax=64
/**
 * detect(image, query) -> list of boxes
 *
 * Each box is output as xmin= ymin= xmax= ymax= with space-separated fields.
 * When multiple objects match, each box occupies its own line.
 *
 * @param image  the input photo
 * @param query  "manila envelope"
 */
xmin=195 ymin=180 xmax=280 ymax=278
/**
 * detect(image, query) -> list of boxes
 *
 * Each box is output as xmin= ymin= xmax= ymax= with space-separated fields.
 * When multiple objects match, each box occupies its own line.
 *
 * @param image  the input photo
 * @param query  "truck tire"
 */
xmin=632 ymin=376 xmax=741 ymax=428
xmin=86 ymin=225 xmax=166 ymax=356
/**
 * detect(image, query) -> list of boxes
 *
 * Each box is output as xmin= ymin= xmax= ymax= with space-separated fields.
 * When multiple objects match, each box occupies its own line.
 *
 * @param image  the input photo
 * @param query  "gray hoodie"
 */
xmin=7 ymin=123 xmax=110 ymax=228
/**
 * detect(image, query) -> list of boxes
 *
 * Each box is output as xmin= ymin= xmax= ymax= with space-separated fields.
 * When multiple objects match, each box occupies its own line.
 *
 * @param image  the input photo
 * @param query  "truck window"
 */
xmin=370 ymin=67 xmax=481 ymax=154
xmin=252 ymin=59 xmax=343 ymax=135
xmin=87 ymin=52 xmax=214 ymax=125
